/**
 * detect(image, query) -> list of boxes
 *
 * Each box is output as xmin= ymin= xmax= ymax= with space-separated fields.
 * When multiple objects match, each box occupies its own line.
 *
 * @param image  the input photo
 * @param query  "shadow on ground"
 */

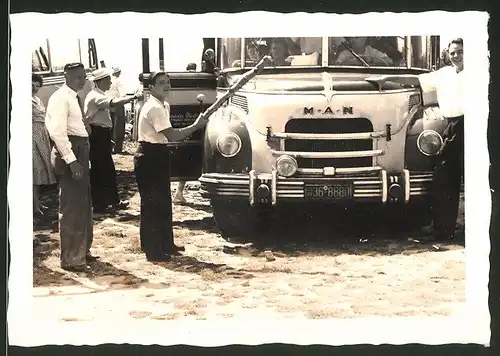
xmin=152 ymin=255 xmax=254 ymax=280
xmin=33 ymin=233 xmax=149 ymax=289
xmin=215 ymin=204 xmax=466 ymax=257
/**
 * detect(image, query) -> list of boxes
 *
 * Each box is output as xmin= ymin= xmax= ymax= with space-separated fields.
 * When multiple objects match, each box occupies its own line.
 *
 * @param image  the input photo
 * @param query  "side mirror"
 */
xmin=204 ymin=48 xmax=215 ymax=62
xmin=100 ymin=60 xmax=106 ymax=68
xmin=203 ymin=48 xmax=220 ymax=75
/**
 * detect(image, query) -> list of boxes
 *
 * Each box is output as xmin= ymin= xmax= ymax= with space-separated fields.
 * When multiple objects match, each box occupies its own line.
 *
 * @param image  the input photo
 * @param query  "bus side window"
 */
xmin=32 ymin=40 xmax=49 ymax=72
xmin=49 ymin=39 xmax=82 ymax=73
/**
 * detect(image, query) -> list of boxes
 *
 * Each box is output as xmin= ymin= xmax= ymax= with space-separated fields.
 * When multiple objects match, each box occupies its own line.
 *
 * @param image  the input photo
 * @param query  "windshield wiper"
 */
xmin=340 ymin=40 xmax=370 ymax=68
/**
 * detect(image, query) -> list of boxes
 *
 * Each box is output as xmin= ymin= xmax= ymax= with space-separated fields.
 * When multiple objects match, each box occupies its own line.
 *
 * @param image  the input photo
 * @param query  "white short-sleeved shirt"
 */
xmin=419 ymin=65 xmax=464 ymax=118
xmin=137 ymin=95 xmax=172 ymax=144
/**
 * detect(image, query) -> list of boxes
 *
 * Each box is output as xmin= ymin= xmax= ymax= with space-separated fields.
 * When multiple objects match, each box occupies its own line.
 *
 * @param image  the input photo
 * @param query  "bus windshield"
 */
xmin=220 ymin=36 xmax=435 ymax=70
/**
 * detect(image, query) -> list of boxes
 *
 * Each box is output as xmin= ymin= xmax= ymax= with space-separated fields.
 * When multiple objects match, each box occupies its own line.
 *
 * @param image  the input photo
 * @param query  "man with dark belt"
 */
xmin=134 ymin=71 xmax=208 ymax=262
xmin=45 ymin=62 xmax=94 ymax=272
xmin=419 ymin=38 xmax=464 ymax=242
xmin=84 ymin=68 xmax=140 ymax=214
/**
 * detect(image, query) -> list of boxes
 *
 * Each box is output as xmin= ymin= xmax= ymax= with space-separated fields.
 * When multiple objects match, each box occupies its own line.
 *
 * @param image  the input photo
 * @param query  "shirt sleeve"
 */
xmin=93 ymin=91 xmax=112 ymax=109
xmin=45 ymin=97 xmax=77 ymax=164
xmin=148 ymin=105 xmax=172 ymax=133
xmin=419 ymin=68 xmax=442 ymax=92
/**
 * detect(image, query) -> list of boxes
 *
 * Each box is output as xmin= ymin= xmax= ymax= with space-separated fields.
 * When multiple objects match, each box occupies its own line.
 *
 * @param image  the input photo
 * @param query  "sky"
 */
xmin=94 ymin=37 xmax=204 ymax=94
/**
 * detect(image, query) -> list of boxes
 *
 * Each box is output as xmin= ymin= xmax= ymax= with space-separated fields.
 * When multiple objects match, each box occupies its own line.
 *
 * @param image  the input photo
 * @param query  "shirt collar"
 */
xmin=150 ymin=94 xmax=167 ymax=107
xmin=94 ymin=86 xmax=106 ymax=95
xmin=62 ymin=83 xmax=78 ymax=97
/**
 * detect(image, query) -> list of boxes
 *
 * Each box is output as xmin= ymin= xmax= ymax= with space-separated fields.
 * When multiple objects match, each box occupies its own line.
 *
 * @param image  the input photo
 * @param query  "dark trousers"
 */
xmin=431 ymin=116 xmax=464 ymax=237
xmin=51 ymin=136 xmax=93 ymax=267
xmin=89 ymin=125 xmax=119 ymax=209
xmin=134 ymin=142 xmax=175 ymax=257
xmin=111 ymin=107 xmax=126 ymax=153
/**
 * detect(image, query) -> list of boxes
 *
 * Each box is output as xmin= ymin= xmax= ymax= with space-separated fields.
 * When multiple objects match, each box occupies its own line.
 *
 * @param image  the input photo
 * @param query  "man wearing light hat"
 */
xmin=84 ymin=68 xmax=141 ymax=214
xmin=107 ymin=66 xmax=127 ymax=153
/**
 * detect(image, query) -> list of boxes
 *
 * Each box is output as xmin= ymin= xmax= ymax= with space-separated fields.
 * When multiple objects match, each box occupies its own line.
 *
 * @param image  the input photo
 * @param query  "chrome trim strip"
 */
xmin=278 ymin=181 xmax=304 ymax=186
xmin=355 ymin=189 xmax=382 ymax=194
xmin=381 ymin=170 xmax=388 ymax=203
xmin=277 ymin=190 xmax=303 ymax=194
xmin=249 ymin=170 xmax=256 ymax=206
xmin=199 ymin=177 xmax=249 ymax=185
xmin=410 ymin=191 xmax=428 ymax=196
xmin=354 ymin=193 xmax=381 ymax=198
xmin=297 ymin=166 xmax=382 ymax=175
xmin=354 ymin=180 xmax=382 ymax=185
xmin=409 ymin=178 xmax=434 ymax=183
xmin=199 ymin=173 xmax=249 ymax=180
xmin=410 ymin=187 xmax=429 ymax=192
xmin=272 ymin=132 xmax=384 ymax=140
xmin=271 ymin=170 xmax=277 ymax=206
xmin=271 ymin=149 xmax=384 ymax=159
xmin=279 ymin=138 xmax=285 ymax=151
xmin=403 ymin=169 xmax=410 ymax=203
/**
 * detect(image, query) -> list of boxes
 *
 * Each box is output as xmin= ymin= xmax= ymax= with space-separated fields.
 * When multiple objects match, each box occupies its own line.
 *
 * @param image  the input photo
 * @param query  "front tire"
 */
xmin=211 ymin=199 xmax=273 ymax=240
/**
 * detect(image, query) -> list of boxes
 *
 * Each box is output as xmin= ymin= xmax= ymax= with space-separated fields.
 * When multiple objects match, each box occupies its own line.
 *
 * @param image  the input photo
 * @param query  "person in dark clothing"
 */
xmin=84 ymin=68 xmax=140 ymax=213
xmin=134 ymin=71 xmax=208 ymax=262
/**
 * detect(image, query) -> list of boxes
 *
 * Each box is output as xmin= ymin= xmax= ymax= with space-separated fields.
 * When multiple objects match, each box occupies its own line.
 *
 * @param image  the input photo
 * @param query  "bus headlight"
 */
xmin=276 ymin=155 xmax=298 ymax=177
xmin=417 ymin=130 xmax=443 ymax=156
xmin=216 ymin=132 xmax=242 ymax=158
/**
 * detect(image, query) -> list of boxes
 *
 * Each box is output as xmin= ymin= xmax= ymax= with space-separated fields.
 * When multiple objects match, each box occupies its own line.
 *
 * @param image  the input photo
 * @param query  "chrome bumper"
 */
xmin=199 ymin=169 xmax=434 ymax=205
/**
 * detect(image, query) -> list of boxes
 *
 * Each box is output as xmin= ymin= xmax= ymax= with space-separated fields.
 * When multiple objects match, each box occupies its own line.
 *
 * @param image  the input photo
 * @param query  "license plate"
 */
xmin=304 ymin=183 xmax=353 ymax=200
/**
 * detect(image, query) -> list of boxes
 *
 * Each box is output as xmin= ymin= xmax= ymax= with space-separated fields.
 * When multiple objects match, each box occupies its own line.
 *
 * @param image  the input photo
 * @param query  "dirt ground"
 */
xmin=32 ymin=142 xmax=466 ymax=321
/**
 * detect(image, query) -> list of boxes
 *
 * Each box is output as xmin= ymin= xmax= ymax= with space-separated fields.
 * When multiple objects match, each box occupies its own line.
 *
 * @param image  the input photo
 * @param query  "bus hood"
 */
xmin=230 ymin=71 xmax=414 ymax=93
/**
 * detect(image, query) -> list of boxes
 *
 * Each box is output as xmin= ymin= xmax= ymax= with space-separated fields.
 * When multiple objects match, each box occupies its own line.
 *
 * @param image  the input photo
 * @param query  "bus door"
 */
xmin=141 ymin=37 xmax=217 ymax=182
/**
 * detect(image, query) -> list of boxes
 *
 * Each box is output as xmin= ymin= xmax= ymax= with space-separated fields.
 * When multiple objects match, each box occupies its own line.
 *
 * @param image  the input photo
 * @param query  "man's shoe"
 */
xmin=62 ymin=265 xmax=90 ymax=272
xmin=86 ymin=254 xmax=100 ymax=262
xmin=114 ymin=200 xmax=130 ymax=210
xmin=146 ymin=253 xmax=171 ymax=262
xmin=172 ymin=244 xmax=185 ymax=252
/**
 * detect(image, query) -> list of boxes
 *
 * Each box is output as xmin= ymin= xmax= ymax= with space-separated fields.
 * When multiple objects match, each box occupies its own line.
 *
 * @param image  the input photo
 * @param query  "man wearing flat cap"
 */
xmin=45 ymin=62 xmax=92 ymax=272
xmin=84 ymin=68 xmax=141 ymax=214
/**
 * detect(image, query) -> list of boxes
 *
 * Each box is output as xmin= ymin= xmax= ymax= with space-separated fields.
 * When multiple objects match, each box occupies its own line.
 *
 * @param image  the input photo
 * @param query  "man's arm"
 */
xmin=45 ymin=99 xmax=77 ymax=164
xmin=148 ymin=107 xmax=206 ymax=142
xmin=110 ymin=94 xmax=138 ymax=108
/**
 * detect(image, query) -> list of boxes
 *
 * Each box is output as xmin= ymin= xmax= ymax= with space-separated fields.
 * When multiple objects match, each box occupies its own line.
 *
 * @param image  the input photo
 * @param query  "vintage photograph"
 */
xmin=8 ymin=11 xmax=490 ymax=347
xmin=31 ymin=34 xmax=466 ymax=314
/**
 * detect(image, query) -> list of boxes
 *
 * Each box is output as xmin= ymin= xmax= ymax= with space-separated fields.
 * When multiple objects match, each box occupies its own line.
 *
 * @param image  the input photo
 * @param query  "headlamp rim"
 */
xmin=216 ymin=132 xmax=242 ymax=158
xmin=276 ymin=155 xmax=298 ymax=177
xmin=416 ymin=129 xmax=444 ymax=157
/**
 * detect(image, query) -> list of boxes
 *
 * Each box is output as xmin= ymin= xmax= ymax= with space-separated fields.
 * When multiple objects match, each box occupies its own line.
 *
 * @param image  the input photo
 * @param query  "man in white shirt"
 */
xmin=84 ymin=68 xmax=140 ymax=214
xmin=419 ymin=38 xmax=464 ymax=242
xmin=369 ymin=38 xmax=464 ymax=242
xmin=134 ymin=71 xmax=208 ymax=261
xmin=45 ymin=62 xmax=93 ymax=272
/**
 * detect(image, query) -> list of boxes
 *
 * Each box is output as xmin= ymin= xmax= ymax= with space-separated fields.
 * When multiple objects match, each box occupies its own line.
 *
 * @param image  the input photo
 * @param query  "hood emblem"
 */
xmin=321 ymin=72 xmax=335 ymax=103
